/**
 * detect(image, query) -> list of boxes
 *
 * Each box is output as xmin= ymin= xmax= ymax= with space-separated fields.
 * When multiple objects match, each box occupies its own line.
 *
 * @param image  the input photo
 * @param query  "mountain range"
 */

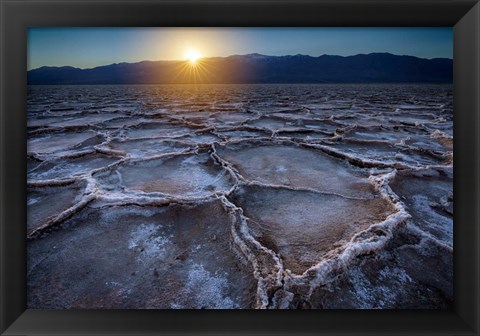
xmin=27 ymin=53 xmax=453 ymax=84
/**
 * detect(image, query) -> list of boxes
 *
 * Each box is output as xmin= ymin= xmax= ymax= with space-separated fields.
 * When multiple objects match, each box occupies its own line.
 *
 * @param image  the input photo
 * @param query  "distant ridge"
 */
xmin=27 ymin=53 xmax=453 ymax=84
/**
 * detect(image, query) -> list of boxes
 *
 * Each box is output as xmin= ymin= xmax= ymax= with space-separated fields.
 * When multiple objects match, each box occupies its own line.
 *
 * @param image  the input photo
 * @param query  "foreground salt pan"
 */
xmin=27 ymin=84 xmax=453 ymax=309
xmin=28 ymin=201 xmax=256 ymax=308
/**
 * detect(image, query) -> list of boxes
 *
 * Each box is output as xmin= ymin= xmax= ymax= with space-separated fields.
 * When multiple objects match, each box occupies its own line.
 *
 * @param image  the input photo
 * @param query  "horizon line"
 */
xmin=28 ymin=52 xmax=453 ymax=71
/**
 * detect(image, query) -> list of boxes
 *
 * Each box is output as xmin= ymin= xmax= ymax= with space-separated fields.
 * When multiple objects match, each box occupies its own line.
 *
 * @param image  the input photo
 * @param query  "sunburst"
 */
xmin=184 ymin=49 xmax=202 ymax=64
xmin=173 ymin=48 xmax=214 ymax=83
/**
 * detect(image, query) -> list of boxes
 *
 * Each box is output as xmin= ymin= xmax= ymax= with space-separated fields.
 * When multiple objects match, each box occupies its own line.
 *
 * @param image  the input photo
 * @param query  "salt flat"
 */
xmin=27 ymin=84 xmax=453 ymax=309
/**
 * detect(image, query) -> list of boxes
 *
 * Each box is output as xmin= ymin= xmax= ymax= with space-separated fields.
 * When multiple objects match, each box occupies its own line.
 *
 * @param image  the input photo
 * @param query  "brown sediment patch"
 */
xmin=231 ymin=185 xmax=395 ymax=274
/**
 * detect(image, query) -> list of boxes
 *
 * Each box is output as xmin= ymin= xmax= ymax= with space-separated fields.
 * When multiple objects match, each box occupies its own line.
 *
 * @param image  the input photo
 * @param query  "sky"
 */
xmin=27 ymin=27 xmax=453 ymax=70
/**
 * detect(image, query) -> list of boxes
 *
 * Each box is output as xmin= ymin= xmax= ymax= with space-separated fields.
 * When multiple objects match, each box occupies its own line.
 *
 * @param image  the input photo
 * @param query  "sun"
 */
xmin=184 ymin=49 xmax=202 ymax=64
xmin=176 ymin=47 xmax=211 ymax=83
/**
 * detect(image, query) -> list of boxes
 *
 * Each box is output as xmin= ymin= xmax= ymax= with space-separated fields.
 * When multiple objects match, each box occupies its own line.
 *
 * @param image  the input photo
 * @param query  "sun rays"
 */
xmin=172 ymin=49 xmax=216 ymax=83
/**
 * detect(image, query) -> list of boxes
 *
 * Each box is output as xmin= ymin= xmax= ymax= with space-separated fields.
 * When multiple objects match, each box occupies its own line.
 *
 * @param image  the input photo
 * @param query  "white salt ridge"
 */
xmin=431 ymin=129 xmax=453 ymax=141
xmin=218 ymin=195 xmax=284 ymax=309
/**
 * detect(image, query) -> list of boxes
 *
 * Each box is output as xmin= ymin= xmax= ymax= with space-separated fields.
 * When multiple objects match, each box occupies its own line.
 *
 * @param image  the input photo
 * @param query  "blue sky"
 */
xmin=28 ymin=27 xmax=453 ymax=70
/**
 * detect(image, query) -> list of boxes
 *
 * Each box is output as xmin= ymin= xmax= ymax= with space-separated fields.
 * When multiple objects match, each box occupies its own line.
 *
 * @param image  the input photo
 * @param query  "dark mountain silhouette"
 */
xmin=27 ymin=53 xmax=453 ymax=84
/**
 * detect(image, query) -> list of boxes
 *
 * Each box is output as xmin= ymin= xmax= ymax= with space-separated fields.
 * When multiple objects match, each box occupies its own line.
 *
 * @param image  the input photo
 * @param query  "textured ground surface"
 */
xmin=27 ymin=84 xmax=453 ymax=309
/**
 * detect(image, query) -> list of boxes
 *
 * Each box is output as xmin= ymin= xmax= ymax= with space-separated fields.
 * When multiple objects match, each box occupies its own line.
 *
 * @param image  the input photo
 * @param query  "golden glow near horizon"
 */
xmin=28 ymin=28 xmax=453 ymax=70
xmin=184 ymin=48 xmax=202 ymax=63
xmin=172 ymin=47 xmax=214 ymax=83
xmin=173 ymin=47 xmax=213 ymax=83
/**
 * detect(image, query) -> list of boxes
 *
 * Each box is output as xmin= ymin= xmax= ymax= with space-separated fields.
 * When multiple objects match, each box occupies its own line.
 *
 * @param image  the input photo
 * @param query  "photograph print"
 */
xmin=26 ymin=27 xmax=453 ymax=309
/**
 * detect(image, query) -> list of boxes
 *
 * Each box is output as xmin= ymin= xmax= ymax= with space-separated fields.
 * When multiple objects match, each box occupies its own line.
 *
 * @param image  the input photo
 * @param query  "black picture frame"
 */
xmin=1 ymin=0 xmax=479 ymax=335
